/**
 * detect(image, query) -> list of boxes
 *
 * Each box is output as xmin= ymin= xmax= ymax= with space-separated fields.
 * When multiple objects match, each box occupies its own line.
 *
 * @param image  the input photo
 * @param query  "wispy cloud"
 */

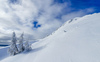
xmin=0 ymin=0 xmax=95 ymax=41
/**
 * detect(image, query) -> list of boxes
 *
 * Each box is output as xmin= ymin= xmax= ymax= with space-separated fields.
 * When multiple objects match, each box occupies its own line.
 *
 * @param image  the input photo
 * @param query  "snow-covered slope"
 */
xmin=1 ymin=13 xmax=100 ymax=62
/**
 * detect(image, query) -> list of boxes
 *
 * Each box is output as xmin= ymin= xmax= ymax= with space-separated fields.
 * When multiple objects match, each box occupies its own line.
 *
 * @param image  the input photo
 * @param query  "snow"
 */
xmin=0 ymin=47 xmax=9 ymax=60
xmin=0 ymin=13 xmax=100 ymax=62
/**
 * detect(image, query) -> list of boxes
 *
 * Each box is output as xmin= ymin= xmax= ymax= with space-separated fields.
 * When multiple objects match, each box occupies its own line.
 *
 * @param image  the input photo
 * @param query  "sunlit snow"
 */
xmin=0 ymin=13 xmax=100 ymax=62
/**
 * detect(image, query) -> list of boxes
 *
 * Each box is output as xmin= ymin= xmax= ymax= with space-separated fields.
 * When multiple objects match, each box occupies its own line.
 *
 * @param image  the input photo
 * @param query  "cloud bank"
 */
xmin=0 ymin=0 xmax=95 ymax=41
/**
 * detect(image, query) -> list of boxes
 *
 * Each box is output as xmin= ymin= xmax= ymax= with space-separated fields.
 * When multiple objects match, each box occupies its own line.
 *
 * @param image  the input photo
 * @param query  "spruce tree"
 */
xmin=18 ymin=33 xmax=24 ymax=52
xmin=8 ymin=32 xmax=18 ymax=56
xmin=24 ymin=40 xmax=32 ymax=51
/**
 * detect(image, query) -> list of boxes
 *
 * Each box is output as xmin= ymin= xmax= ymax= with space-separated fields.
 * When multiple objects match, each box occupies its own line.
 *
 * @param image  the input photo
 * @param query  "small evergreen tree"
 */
xmin=24 ymin=40 xmax=32 ymax=51
xmin=18 ymin=33 xmax=24 ymax=52
xmin=8 ymin=32 xmax=18 ymax=56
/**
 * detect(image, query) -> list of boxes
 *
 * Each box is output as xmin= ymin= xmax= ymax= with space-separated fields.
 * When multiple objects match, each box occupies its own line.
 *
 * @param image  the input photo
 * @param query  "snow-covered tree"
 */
xmin=18 ymin=33 xmax=24 ymax=52
xmin=24 ymin=40 xmax=32 ymax=52
xmin=8 ymin=32 xmax=18 ymax=56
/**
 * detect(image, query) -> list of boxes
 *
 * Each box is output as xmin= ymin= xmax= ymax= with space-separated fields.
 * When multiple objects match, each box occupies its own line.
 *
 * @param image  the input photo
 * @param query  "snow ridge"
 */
xmin=0 ymin=13 xmax=100 ymax=62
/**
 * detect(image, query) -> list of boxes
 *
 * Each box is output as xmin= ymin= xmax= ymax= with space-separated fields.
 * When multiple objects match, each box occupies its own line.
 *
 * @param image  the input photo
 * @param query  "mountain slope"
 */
xmin=0 ymin=13 xmax=100 ymax=62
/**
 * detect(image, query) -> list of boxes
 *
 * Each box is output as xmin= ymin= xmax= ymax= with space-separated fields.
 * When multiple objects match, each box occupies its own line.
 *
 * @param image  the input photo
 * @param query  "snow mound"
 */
xmin=0 ymin=13 xmax=100 ymax=62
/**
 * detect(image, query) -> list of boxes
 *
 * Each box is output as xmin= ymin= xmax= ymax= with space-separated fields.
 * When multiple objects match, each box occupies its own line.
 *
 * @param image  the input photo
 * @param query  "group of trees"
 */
xmin=8 ymin=32 xmax=32 ymax=56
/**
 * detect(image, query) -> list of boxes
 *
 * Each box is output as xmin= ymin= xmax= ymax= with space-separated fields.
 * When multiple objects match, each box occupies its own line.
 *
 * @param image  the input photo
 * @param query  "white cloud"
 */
xmin=0 ymin=0 xmax=95 ymax=41
xmin=62 ymin=8 xmax=95 ymax=22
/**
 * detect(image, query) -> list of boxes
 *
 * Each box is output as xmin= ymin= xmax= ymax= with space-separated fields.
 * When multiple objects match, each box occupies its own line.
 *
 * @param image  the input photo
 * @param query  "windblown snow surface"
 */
xmin=0 ymin=13 xmax=100 ymax=62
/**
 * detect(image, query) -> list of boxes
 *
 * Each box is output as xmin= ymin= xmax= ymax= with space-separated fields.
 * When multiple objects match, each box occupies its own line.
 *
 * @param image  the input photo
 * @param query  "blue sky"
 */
xmin=0 ymin=0 xmax=99 ymax=41
xmin=55 ymin=0 xmax=100 ymax=13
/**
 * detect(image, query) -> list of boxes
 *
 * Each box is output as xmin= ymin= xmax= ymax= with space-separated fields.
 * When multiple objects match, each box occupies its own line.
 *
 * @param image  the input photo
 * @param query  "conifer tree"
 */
xmin=18 ymin=33 xmax=24 ymax=52
xmin=24 ymin=40 xmax=32 ymax=51
xmin=8 ymin=32 xmax=18 ymax=56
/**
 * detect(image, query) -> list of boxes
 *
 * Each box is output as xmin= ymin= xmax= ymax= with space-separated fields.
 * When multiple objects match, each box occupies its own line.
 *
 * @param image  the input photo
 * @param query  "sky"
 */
xmin=0 ymin=0 xmax=100 ymax=42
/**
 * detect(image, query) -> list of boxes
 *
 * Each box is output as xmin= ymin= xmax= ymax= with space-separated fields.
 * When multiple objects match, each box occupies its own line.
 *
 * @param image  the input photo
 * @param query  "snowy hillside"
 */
xmin=0 ymin=13 xmax=100 ymax=62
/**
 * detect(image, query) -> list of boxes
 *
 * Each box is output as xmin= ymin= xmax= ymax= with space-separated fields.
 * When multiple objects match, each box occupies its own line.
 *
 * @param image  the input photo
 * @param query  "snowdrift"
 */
xmin=0 ymin=13 xmax=100 ymax=62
